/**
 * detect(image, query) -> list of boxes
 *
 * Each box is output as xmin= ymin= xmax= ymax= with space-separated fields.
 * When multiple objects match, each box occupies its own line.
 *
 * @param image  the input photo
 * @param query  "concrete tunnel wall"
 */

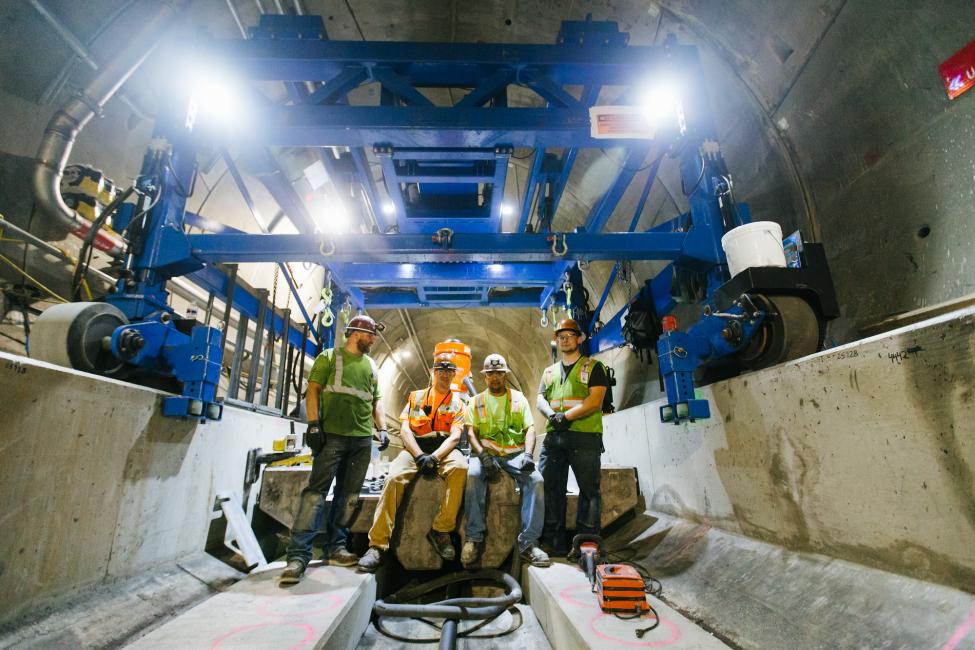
xmin=601 ymin=307 xmax=975 ymax=594
xmin=0 ymin=352 xmax=292 ymax=627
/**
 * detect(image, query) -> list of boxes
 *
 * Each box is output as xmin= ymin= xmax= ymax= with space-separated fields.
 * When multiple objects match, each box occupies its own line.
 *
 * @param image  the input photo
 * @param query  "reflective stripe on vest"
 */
xmin=543 ymin=357 xmax=603 ymax=433
xmin=407 ymin=388 xmax=460 ymax=438
xmin=471 ymin=389 xmax=528 ymax=453
xmin=321 ymin=350 xmax=377 ymax=403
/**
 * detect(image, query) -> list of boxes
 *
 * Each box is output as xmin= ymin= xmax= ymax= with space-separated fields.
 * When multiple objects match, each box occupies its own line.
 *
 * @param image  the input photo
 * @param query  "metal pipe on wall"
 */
xmin=246 ymin=289 xmax=268 ymax=403
xmin=31 ymin=0 xmax=189 ymax=255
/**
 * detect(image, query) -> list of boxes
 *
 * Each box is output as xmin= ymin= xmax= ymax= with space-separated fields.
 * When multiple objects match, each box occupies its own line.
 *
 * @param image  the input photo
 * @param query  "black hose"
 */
xmin=373 ymin=570 xmax=523 ymax=649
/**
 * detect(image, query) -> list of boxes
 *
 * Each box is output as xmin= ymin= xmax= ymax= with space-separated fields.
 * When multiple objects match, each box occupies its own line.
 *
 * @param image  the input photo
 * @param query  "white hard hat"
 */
xmin=481 ymin=353 xmax=509 ymax=374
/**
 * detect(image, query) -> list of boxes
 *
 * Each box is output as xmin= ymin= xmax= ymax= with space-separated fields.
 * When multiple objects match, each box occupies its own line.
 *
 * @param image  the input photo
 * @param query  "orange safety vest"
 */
xmin=405 ymin=387 xmax=463 ymax=438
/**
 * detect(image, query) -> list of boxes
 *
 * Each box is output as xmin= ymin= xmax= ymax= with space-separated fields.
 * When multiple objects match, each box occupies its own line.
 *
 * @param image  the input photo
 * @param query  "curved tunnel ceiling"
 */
xmin=2 ymin=1 xmax=973 ymax=412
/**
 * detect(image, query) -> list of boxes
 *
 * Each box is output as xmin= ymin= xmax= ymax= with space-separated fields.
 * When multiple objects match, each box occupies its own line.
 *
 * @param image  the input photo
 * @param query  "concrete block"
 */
xmin=528 ymin=562 xmax=727 ymax=649
xmin=602 ymin=307 xmax=975 ymax=592
xmin=126 ymin=563 xmax=375 ymax=650
xmin=459 ymin=472 xmax=522 ymax=568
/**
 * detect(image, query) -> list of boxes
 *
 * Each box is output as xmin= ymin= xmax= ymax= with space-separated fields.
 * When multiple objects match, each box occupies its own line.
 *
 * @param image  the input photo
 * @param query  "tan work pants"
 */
xmin=367 ymin=448 xmax=468 ymax=550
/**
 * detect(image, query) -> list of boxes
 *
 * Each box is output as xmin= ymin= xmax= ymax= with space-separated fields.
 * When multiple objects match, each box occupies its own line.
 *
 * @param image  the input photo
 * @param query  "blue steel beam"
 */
xmin=249 ymin=105 xmax=643 ymax=148
xmin=327 ymin=262 xmax=563 ymax=285
xmin=206 ymin=39 xmax=701 ymax=86
xmin=516 ymin=150 xmax=545 ymax=233
xmin=359 ymin=289 xmax=544 ymax=309
xmin=583 ymin=146 xmax=653 ymax=233
xmin=189 ymin=232 xmax=686 ymax=263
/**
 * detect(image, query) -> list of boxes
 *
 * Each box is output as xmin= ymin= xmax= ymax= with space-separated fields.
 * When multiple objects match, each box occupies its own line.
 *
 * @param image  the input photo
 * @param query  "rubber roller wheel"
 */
xmin=736 ymin=294 xmax=821 ymax=370
xmin=29 ymin=302 xmax=128 ymax=376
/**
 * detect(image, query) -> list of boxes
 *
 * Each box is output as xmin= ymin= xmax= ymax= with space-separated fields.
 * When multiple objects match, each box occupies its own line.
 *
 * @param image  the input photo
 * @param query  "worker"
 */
xmin=280 ymin=315 xmax=389 ymax=586
xmin=357 ymin=352 xmax=468 ymax=572
xmin=461 ymin=354 xmax=550 ymax=568
xmin=536 ymin=318 xmax=609 ymax=556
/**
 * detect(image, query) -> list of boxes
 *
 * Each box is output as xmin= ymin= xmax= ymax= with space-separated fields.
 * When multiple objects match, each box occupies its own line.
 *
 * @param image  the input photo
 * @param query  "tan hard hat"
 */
xmin=432 ymin=352 xmax=458 ymax=371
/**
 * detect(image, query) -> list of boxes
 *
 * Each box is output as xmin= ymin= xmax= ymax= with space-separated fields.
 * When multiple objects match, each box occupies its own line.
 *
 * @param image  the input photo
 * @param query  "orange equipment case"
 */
xmin=595 ymin=564 xmax=650 ymax=613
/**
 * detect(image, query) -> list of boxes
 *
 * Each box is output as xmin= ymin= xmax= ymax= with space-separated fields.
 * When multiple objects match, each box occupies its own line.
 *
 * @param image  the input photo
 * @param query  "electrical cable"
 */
xmin=0 ymin=253 xmax=69 ymax=303
xmin=599 ymin=148 xmax=660 ymax=173
xmin=70 ymin=185 xmax=137 ymax=301
xmin=681 ymin=152 xmax=706 ymax=196
xmin=374 ymin=606 xmax=522 ymax=643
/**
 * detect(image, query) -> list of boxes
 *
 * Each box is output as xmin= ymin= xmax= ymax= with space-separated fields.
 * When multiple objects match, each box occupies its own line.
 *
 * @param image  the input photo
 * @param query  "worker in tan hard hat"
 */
xmin=536 ymin=318 xmax=609 ymax=557
xmin=462 ymin=353 xmax=550 ymax=568
xmin=358 ymin=352 xmax=468 ymax=572
xmin=281 ymin=314 xmax=389 ymax=586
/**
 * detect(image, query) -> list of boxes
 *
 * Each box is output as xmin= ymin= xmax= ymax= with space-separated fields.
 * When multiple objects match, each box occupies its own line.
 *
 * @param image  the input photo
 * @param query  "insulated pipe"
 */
xmin=372 ymin=570 xmax=522 ymax=620
xmin=31 ymin=0 xmax=189 ymax=257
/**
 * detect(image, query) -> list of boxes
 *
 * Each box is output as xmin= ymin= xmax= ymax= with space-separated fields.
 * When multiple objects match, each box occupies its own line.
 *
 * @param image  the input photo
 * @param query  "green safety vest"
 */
xmin=469 ymin=388 xmax=530 ymax=455
xmin=315 ymin=348 xmax=379 ymax=436
xmin=541 ymin=357 xmax=603 ymax=433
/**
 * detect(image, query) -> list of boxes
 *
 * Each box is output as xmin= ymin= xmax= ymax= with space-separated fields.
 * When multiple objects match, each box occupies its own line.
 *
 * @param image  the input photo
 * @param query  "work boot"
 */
xmin=329 ymin=548 xmax=359 ymax=567
xmin=279 ymin=560 xmax=306 ymax=586
xmin=460 ymin=540 xmax=481 ymax=567
xmin=357 ymin=547 xmax=383 ymax=573
xmin=427 ymin=530 xmax=456 ymax=561
xmin=522 ymin=546 xmax=551 ymax=568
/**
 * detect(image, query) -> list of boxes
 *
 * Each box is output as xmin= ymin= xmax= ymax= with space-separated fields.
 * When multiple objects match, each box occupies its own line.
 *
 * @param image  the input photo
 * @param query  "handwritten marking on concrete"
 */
xmin=210 ymin=622 xmax=315 ymax=650
xmin=943 ymin=606 xmax=975 ymax=650
xmin=589 ymin=611 xmax=680 ymax=647
xmin=888 ymin=345 xmax=925 ymax=364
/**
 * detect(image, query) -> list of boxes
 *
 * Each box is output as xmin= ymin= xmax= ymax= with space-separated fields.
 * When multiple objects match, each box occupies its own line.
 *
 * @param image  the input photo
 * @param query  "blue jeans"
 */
xmin=463 ymin=452 xmax=544 ymax=551
xmin=539 ymin=430 xmax=602 ymax=551
xmin=286 ymin=433 xmax=372 ymax=566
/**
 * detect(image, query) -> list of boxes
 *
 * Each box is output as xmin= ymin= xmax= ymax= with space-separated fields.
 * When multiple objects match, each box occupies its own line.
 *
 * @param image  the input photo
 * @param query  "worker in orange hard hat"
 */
xmin=281 ymin=314 xmax=388 ymax=586
xmin=358 ymin=351 xmax=468 ymax=572
xmin=536 ymin=317 xmax=610 ymax=557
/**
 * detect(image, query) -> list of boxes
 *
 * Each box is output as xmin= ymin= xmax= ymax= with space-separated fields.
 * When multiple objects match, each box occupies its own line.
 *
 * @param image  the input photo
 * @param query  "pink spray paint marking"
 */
xmin=210 ymin=622 xmax=315 ymax=650
xmin=589 ymin=611 xmax=681 ymax=647
xmin=256 ymin=593 xmax=346 ymax=618
xmin=943 ymin=606 xmax=975 ymax=650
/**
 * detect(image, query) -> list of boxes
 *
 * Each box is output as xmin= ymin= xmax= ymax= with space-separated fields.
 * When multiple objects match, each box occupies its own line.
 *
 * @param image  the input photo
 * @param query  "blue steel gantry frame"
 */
xmin=98 ymin=14 xmax=774 ymax=423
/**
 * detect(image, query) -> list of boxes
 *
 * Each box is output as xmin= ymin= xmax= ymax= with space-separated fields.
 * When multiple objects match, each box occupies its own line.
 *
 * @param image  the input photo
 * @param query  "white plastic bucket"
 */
xmin=720 ymin=221 xmax=787 ymax=277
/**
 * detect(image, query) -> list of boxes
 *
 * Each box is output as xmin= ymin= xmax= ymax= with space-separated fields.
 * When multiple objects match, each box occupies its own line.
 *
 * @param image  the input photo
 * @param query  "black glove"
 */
xmin=548 ymin=412 xmax=571 ymax=432
xmin=415 ymin=454 xmax=439 ymax=477
xmin=513 ymin=451 xmax=535 ymax=473
xmin=375 ymin=428 xmax=389 ymax=451
xmin=478 ymin=451 xmax=502 ymax=481
xmin=306 ymin=422 xmax=325 ymax=455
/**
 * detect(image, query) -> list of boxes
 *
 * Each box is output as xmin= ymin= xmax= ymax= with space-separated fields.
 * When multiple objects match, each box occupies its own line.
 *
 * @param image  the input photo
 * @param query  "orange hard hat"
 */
xmin=554 ymin=318 xmax=585 ymax=339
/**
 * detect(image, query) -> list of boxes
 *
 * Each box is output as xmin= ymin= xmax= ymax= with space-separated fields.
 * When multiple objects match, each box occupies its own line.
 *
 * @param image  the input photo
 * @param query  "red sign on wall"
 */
xmin=940 ymin=37 xmax=975 ymax=100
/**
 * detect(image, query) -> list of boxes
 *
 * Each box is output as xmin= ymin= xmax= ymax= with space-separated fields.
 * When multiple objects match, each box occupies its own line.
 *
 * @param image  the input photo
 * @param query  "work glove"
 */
xmin=478 ymin=451 xmax=502 ymax=481
xmin=306 ymin=422 xmax=326 ymax=456
xmin=375 ymin=428 xmax=389 ymax=451
xmin=415 ymin=454 xmax=440 ymax=477
xmin=512 ymin=451 xmax=535 ymax=473
xmin=548 ymin=412 xmax=571 ymax=432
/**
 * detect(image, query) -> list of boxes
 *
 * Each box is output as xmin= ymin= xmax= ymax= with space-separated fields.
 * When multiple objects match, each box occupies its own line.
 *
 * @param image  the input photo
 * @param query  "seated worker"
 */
xmin=462 ymin=354 xmax=550 ymax=568
xmin=358 ymin=352 xmax=468 ymax=572
xmin=536 ymin=318 xmax=608 ymax=556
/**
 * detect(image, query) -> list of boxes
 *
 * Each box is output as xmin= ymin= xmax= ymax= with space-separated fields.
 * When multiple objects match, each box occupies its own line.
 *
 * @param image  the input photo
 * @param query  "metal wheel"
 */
xmin=29 ymin=302 xmax=128 ymax=376
xmin=736 ymin=294 xmax=821 ymax=370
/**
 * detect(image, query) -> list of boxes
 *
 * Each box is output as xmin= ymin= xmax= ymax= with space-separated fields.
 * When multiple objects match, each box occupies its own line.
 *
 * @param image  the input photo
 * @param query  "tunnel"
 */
xmin=0 ymin=1 xmax=974 ymax=648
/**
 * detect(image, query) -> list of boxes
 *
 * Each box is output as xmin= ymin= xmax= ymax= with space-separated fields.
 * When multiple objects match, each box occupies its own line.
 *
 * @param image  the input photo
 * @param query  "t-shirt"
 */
xmin=307 ymin=347 xmax=380 ymax=436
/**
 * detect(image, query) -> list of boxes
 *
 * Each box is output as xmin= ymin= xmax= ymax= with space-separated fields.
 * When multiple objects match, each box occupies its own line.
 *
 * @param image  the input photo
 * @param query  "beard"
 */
xmin=356 ymin=337 xmax=373 ymax=354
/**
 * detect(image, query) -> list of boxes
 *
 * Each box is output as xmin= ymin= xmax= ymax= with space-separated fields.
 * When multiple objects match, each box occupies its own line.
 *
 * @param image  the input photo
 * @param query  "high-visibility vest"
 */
xmin=317 ymin=349 xmax=379 ymax=430
xmin=470 ymin=388 xmax=529 ymax=455
xmin=541 ymin=357 xmax=603 ymax=433
xmin=405 ymin=387 xmax=464 ymax=438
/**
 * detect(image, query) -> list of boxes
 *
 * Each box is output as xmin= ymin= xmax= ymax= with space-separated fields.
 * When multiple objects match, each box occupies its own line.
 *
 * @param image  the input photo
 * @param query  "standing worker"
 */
xmin=536 ymin=318 xmax=609 ymax=556
xmin=358 ymin=352 xmax=468 ymax=572
xmin=280 ymin=315 xmax=390 ymax=585
xmin=462 ymin=354 xmax=550 ymax=568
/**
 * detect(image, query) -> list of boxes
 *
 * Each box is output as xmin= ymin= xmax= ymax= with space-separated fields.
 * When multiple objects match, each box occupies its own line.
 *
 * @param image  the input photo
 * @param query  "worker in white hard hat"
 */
xmin=461 ymin=354 xmax=550 ymax=568
xmin=280 ymin=314 xmax=389 ymax=586
xmin=358 ymin=351 xmax=468 ymax=572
